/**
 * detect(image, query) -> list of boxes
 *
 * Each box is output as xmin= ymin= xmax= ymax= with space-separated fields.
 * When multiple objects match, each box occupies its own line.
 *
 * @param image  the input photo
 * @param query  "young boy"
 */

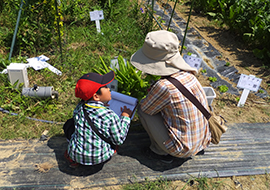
xmin=65 ymin=71 xmax=132 ymax=167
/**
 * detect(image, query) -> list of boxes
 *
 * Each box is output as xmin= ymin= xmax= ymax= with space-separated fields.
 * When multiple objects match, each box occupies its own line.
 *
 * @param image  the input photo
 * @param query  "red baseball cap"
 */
xmin=75 ymin=71 xmax=115 ymax=101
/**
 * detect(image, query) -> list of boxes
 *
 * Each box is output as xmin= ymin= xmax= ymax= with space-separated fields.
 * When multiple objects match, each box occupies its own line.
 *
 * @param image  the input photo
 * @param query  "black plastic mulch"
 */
xmin=0 ymin=122 xmax=270 ymax=189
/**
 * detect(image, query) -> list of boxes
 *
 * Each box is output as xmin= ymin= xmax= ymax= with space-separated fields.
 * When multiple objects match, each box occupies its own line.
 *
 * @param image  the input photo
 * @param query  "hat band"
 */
xmin=142 ymin=43 xmax=177 ymax=61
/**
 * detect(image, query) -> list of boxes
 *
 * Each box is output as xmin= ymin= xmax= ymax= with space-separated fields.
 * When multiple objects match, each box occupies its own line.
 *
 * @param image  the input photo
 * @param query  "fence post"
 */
xmin=180 ymin=0 xmax=195 ymax=55
xmin=8 ymin=0 xmax=24 ymax=61
xmin=167 ymin=0 xmax=178 ymax=31
xmin=55 ymin=0 xmax=63 ymax=62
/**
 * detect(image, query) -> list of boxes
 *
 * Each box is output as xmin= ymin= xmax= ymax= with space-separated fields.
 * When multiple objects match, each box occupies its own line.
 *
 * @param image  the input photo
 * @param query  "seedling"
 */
xmin=218 ymin=85 xmax=229 ymax=93
xmin=201 ymin=69 xmax=207 ymax=73
xmin=209 ymin=76 xmax=217 ymax=82
xmin=258 ymin=89 xmax=264 ymax=93
xmin=225 ymin=62 xmax=230 ymax=66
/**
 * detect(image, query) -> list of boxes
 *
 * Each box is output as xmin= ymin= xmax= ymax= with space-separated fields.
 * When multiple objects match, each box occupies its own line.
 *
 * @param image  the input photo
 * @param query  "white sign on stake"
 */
xmin=89 ymin=10 xmax=104 ymax=33
xmin=237 ymin=74 xmax=262 ymax=107
xmin=183 ymin=54 xmax=202 ymax=71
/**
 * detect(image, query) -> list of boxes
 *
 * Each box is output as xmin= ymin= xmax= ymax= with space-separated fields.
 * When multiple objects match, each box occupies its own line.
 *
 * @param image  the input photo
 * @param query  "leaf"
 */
xmin=253 ymin=48 xmax=265 ymax=59
xmin=99 ymin=56 xmax=110 ymax=73
xmin=206 ymin=12 xmax=217 ymax=17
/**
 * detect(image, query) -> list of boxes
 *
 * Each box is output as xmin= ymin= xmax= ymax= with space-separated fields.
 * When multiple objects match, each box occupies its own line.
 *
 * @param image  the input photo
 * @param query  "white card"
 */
xmin=89 ymin=10 xmax=104 ymax=21
xmin=183 ymin=54 xmax=202 ymax=70
xmin=237 ymin=74 xmax=262 ymax=92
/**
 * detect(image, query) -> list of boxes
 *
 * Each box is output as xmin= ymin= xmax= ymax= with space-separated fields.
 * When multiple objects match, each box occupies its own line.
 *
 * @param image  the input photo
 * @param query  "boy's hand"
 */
xmin=121 ymin=106 xmax=132 ymax=118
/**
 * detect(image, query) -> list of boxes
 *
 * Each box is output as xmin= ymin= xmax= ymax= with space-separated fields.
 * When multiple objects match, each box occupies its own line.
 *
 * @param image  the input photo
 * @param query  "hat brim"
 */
xmin=130 ymin=48 xmax=197 ymax=76
xmin=101 ymin=71 xmax=115 ymax=85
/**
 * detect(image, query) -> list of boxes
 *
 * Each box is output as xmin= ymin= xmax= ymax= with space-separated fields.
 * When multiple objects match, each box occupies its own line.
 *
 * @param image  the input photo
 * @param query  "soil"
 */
xmin=167 ymin=1 xmax=270 ymax=125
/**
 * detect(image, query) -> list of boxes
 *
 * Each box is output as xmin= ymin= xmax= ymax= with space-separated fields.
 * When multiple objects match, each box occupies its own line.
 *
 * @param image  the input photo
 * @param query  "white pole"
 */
xmin=95 ymin=20 xmax=101 ymax=33
xmin=237 ymin=88 xmax=250 ymax=107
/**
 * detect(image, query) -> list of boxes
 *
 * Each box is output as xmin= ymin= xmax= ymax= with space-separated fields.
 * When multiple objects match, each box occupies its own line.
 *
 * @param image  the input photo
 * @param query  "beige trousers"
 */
xmin=137 ymin=105 xmax=171 ymax=156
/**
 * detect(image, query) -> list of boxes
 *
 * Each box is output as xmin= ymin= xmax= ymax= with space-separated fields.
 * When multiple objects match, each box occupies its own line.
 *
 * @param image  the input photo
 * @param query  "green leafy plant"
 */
xmin=258 ymin=89 xmax=264 ymax=93
xmin=3 ymin=0 xmax=64 ymax=55
xmin=93 ymin=55 xmax=160 ymax=101
xmin=194 ymin=0 xmax=270 ymax=64
xmin=218 ymin=85 xmax=229 ymax=93
xmin=187 ymin=52 xmax=192 ymax=56
xmin=225 ymin=62 xmax=230 ymax=66
xmin=208 ymin=76 xmax=217 ymax=82
xmin=201 ymin=69 xmax=207 ymax=73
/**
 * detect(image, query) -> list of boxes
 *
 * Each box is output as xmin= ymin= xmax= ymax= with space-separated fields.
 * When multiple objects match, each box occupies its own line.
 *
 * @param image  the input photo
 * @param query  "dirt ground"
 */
xmin=172 ymin=1 xmax=270 ymax=124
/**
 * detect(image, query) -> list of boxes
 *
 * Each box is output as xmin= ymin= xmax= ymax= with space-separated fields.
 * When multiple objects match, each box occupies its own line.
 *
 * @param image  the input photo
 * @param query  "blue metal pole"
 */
xmin=8 ymin=0 xmax=24 ymax=61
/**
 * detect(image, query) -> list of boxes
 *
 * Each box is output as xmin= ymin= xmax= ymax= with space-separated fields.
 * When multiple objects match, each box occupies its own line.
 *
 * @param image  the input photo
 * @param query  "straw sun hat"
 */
xmin=130 ymin=30 xmax=197 ymax=76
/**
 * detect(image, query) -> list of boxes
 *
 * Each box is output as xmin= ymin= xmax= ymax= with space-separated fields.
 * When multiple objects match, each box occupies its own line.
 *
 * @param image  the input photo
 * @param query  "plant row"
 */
xmin=192 ymin=0 xmax=270 ymax=63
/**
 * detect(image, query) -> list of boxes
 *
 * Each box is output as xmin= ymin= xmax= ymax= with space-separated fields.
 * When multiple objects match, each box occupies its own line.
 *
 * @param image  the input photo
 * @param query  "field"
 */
xmin=0 ymin=0 xmax=270 ymax=189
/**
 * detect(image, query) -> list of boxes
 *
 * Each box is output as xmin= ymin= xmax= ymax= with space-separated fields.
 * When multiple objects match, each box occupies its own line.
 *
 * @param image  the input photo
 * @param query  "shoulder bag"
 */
xmin=166 ymin=77 xmax=227 ymax=144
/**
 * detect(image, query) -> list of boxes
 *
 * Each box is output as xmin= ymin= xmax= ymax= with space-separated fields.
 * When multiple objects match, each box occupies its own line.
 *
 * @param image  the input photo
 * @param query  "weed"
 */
xmin=225 ymin=62 xmax=230 ymax=66
xmin=258 ymin=89 xmax=264 ymax=93
xmin=265 ymin=171 xmax=270 ymax=188
xmin=217 ymin=100 xmax=226 ymax=109
xmin=122 ymin=177 xmax=172 ymax=190
xmin=237 ymin=110 xmax=242 ymax=116
xmin=0 ymin=0 xmax=152 ymax=139
xmin=182 ymin=175 xmax=231 ymax=190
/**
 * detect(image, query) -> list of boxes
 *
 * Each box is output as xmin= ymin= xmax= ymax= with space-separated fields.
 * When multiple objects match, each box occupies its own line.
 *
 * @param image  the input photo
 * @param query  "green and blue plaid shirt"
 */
xmin=68 ymin=101 xmax=130 ymax=165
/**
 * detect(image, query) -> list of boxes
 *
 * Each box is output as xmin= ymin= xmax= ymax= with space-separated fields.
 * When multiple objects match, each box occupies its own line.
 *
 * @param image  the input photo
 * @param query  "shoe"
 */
xmin=144 ymin=147 xmax=174 ymax=164
xmin=114 ymin=145 xmax=119 ymax=154
xmin=196 ymin=149 xmax=205 ymax=156
xmin=64 ymin=150 xmax=79 ymax=168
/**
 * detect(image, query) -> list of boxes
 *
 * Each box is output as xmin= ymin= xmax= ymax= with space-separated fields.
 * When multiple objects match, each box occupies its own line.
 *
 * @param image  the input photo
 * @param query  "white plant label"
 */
xmin=237 ymin=74 xmax=262 ymax=92
xmin=183 ymin=54 xmax=202 ymax=70
xmin=89 ymin=10 xmax=104 ymax=21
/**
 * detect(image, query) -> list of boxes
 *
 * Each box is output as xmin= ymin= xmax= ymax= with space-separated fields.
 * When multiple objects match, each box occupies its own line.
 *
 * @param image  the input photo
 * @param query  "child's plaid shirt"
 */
xmin=68 ymin=101 xmax=130 ymax=165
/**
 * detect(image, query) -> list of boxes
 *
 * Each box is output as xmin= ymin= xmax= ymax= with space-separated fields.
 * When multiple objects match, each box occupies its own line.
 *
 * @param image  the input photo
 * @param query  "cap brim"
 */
xmin=130 ymin=48 xmax=197 ymax=76
xmin=101 ymin=71 xmax=115 ymax=85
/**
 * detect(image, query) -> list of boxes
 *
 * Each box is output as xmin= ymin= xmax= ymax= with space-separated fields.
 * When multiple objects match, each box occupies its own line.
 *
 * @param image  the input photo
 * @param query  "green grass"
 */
xmin=119 ymin=175 xmax=232 ymax=190
xmin=122 ymin=177 xmax=173 ymax=190
xmin=0 ymin=0 xmax=153 ymax=140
